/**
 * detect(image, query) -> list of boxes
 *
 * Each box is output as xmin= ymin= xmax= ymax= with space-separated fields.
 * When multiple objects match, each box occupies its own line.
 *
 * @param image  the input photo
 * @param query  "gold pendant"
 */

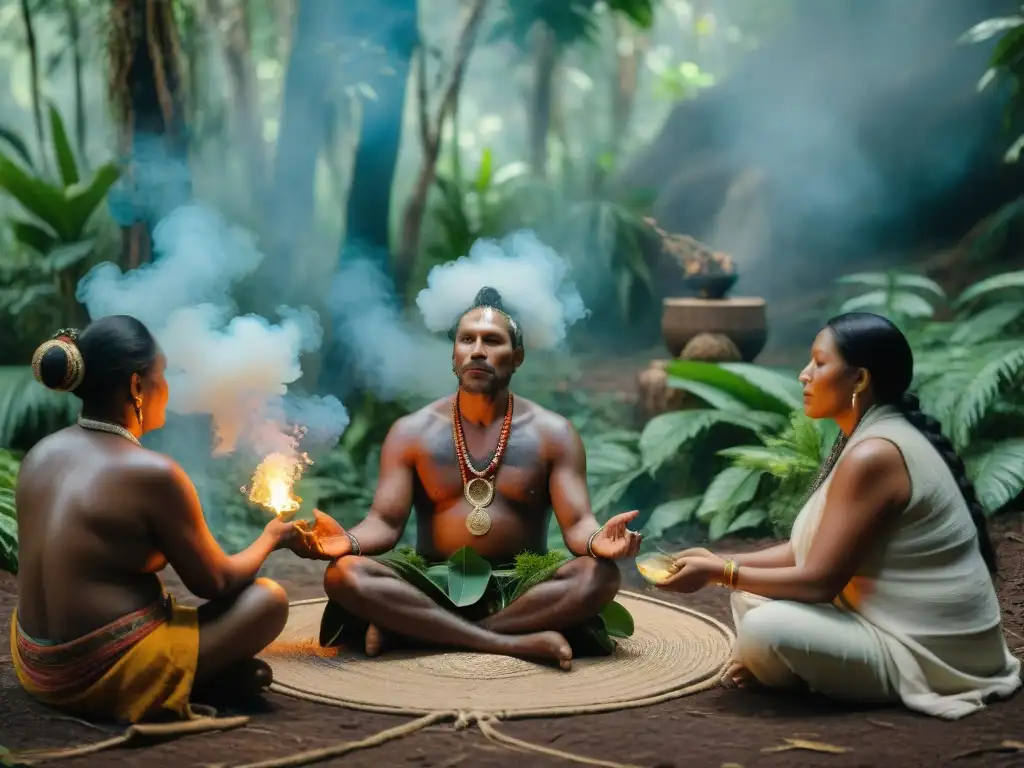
xmin=466 ymin=506 xmax=492 ymax=536
xmin=464 ymin=477 xmax=495 ymax=507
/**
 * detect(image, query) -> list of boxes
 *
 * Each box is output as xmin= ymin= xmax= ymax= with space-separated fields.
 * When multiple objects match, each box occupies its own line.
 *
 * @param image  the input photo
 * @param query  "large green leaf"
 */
xmin=0 ymin=152 xmax=73 ymax=239
xmin=835 ymin=271 xmax=946 ymax=299
xmin=446 ymin=546 xmax=493 ymax=607
xmin=725 ymin=507 xmax=768 ymax=535
xmin=48 ymin=103 xmax=80 ymax=187
xmin=954 ymin=270 xmax=1024 ymax=308
xmin=598 ymin=599 xmax=635 ymax=638
xmin=664 ymin=377 xmax=750 ymax=411
xmin=664 ymin=360 xmax=801 ymax=414
xmin=0 ymin=366 xmax=77 ymax=449
xmin=0 ymin=511 xmax=17 ymax=574
xmin=696 ymin=466 xmax=763 ymax=523
xmin=10 ymin=219 xmax=58 ymax=254
xmin=41 ymin=240 xmax=94 ymax=274
xmin=966 ymin=439 xmax=1024 ymax=513
xmin=840 ymin=289 xmax=936 ymax=319
xmin=638 ymin=408 xmax=784 ymax=473
xmin=641 ymin=496 xmax=699 ymax=539
xmin=958 ymin=15 xmax=1024 ymax=45
xmin=0 ymin=124 xmax=35 ymax=169
xmin=65 ymin=162 xmax=122 ymax=236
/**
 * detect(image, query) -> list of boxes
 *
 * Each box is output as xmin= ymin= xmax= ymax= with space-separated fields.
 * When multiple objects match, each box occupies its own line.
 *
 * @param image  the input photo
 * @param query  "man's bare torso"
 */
xmin=401 ymin=395 xmax=567 ymax=563
xmin=16 ymin=429 xmax=168 ymax=642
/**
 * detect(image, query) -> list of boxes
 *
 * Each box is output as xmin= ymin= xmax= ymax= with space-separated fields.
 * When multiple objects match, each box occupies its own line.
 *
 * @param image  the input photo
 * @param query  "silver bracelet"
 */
xmin=345 ymin=532 xmax=361 ymax=556
xmin=586 ymin=526 xmax=604 ymax=558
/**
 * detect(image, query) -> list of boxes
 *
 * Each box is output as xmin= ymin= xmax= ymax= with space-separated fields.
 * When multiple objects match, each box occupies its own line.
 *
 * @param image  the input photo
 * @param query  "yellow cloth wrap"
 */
xmin=10 ymin=599 xmax=201 ymax=724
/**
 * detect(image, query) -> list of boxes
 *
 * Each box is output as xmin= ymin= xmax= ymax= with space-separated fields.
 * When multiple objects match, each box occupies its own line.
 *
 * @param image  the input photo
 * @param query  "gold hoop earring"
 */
xmin=133 ymin=396 xmax=144 ymax=427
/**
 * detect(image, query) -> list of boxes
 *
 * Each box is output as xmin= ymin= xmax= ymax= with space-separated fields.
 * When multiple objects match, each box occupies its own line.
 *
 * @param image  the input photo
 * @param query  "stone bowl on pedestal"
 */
xmin=661 ymin=297 xmax=768 ymax=362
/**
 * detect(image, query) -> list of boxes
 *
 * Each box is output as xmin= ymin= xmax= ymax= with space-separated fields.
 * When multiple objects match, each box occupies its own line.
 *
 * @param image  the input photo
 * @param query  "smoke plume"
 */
xmin=416 ymin=231 xmax=589 ymax=350
xmin=326 ymin=230 xmax=588 ymax=400
xmin=77 ymin=204 xmax=349 ymax=460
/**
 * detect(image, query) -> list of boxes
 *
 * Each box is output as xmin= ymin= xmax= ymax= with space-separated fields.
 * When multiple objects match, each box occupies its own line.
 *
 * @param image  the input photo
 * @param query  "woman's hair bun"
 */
xmin=31 ymin=328 xmax=85 ymax=392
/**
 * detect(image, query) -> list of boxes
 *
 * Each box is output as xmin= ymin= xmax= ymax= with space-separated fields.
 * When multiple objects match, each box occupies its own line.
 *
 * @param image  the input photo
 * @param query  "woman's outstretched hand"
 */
xmin=656 ymin=553 xmax=725 ymax=594
xmin=264 ymin=515 xmax=302 ymax=550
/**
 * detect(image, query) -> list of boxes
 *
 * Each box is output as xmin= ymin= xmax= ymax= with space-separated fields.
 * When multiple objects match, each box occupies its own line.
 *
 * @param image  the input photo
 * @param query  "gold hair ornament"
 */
xmin=31 ymin=329 xmax=85 ymax=392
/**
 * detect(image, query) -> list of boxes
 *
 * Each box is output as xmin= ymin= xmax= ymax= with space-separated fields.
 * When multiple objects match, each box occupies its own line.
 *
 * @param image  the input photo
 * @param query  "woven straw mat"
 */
xmin=260 ymin=591 xmax=735 ymax=716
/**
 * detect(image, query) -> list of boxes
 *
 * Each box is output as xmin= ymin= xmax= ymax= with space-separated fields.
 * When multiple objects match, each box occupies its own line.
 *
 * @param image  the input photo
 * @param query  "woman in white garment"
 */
xmin=658 ymin=312 xmax=1021 ymax=719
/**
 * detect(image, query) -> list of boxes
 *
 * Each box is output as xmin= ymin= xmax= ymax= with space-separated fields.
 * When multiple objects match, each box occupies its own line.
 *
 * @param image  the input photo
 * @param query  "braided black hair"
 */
xmin=824 ymin=312 xmax=997 ymax=576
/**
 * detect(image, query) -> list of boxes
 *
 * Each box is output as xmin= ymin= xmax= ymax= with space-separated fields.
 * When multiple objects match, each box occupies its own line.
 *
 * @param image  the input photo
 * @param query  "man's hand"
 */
xmin=589 ymin=509 xmax=643 ymax=560
xmin=657 ymin=555 xmax=724 ymax=594
xmin=287 ymin=509 xmax=353 ymax=561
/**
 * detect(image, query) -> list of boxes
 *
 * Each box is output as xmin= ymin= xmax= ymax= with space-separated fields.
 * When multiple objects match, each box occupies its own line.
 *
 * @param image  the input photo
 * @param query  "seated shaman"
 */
xmin=290 ymin=287 xmax=642 ymax=668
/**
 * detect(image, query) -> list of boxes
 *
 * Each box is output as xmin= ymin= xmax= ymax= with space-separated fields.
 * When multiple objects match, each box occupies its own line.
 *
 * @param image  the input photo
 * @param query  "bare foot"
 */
xmin=507 ymin=631 xmax=573 ymax=670
xmin=364 ymin=624 xmax=390 ymax=657
xmin=722 ymin=661 xmax=759 ymax=689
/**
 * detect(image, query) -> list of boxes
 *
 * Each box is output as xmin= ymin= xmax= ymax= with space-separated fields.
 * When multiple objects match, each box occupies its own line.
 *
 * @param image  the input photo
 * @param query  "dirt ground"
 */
xmin=1 ymin=517 xmax=1022 ymax=768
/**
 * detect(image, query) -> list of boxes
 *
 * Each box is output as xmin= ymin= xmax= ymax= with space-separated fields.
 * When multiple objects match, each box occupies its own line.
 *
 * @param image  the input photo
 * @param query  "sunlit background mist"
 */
xmin=0 ymin=0 xmax=1022 ymax=565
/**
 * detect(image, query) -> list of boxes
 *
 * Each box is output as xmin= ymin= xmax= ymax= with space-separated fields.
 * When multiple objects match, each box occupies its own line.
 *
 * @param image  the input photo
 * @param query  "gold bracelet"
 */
xmin=722 ymin=559 xmax=739 ymax=589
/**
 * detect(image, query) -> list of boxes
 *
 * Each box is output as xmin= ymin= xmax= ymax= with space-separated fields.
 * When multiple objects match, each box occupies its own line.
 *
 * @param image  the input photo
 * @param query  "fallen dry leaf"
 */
xmin=865 ymin=718 xmax=896 ymax=729
xmin=952 ymin=740 xmax=1024 ymax=760
xmin=762 ymin=738 xmax=851 ymax=755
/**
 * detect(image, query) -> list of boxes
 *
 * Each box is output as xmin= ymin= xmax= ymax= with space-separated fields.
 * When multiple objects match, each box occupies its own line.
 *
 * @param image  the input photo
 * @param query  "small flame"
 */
xmin=245 ymin=451 xmax=312 ymax=518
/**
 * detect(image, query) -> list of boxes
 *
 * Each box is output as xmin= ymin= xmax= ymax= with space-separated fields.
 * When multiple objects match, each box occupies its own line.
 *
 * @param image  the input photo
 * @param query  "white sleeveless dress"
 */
xmin=731 ymin=405 xmax=1021 ymax=719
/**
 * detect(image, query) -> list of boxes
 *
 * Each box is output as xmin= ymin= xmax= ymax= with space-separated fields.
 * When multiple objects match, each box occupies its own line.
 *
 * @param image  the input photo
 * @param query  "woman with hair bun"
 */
xmin=658 ymin=312 xmax=1021 ymax=719
xmin=10 ymin=315 xmax=300 ymax=723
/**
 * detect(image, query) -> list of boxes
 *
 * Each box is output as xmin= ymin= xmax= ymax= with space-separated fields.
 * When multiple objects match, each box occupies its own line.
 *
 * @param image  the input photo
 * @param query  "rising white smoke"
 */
xmin=416 ymin=230 xmax=589 ymax=350
xmin=327 ymin=230 xmax=588 ymax=400
xmin=76 ymin=204 xmax=350 ymax=460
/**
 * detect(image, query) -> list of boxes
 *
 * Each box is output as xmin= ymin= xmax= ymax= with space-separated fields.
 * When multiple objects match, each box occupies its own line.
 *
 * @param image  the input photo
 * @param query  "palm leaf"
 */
xmin=663 ymin=360 xmax=801 ymax=414
xmin=965 ymin=439 xmax=1024 ymax=513
xmin=718 ymin=445 xmax=819 ymax=477
xmin=0 ymin=367 xmax=77 ymax=449
xmin=949 ymin=302 xmax=1024 ymax=345
xmin=48 ymin=103 xmax=80 ymax=187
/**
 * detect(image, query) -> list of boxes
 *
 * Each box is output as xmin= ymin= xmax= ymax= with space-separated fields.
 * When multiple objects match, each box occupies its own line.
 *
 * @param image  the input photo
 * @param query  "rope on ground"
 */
xmin=227 ymin=711 xmax=454 ymax=768
xmin=465 ymin=712 xmax=644 ymax=768
xmin=4 ymin=715 xmax=250 ymax=766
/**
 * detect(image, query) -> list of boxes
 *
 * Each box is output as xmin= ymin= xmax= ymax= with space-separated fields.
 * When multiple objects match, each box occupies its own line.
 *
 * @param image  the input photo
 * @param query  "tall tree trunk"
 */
xmin=257 ymin=0 xmax=335 ymax=307
xmin=527 ymin=25 xmax=556 ymax=179
xmin=107 ymin=0 xmax=190 ymax=271
xmin=205 ymin=0 xmax=267 ymax=208
xmin=18 ymin=0 xmax=46 ymax=172
xmin=63 ymin=0 xmax=87 ymax=163
xmin=338 ymin=0 xmax=419 ymax=277
xmin=393 ymin=0 xmax=489 ymax=301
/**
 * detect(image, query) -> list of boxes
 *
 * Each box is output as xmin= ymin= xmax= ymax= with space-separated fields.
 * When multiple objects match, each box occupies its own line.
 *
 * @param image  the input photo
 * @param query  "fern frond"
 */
xmin=965 ymin=439 xmax=1024 ymax=513
xmin=0 ymin=366 xmax=77 ymax=449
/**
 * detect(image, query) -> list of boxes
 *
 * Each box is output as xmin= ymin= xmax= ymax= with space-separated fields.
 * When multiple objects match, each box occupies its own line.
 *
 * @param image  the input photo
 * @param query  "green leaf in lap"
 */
xmin=696 ymin=466 xmax=763 ymax=523
xmin=641 ymin=496 xmax=699 ymax=538
xmin=599 ymin=600 xmax=634 ymax=638
xmin=425 ymin=564 xmax=449 ymax=592
xmin=447 ymin=546 xmax=493 ymax=607
xmin=48 ymin=104 xmax=80 ymax=187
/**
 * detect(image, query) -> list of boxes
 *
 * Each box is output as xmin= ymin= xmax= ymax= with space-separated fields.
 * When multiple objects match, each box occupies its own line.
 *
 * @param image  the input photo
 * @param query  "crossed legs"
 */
xmin=322 ymin=555 xmax=621 ymax=669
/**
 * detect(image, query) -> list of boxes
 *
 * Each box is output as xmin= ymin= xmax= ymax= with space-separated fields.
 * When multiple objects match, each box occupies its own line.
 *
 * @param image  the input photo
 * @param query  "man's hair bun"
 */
xmin=32 ymin=328 xmax=85 ymax=392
